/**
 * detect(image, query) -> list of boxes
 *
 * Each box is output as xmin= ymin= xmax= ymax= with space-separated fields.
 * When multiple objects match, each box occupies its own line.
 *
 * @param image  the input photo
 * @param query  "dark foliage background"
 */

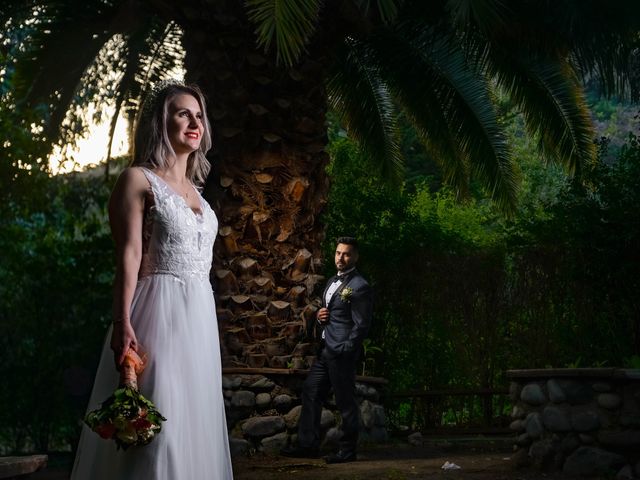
xmin=322 ymin=110 xmax=640 ymax=428
xmin=0 ymin=174 xmax=115 ymax=452
xmin=1 ymin=104 xmax=639 ymax=450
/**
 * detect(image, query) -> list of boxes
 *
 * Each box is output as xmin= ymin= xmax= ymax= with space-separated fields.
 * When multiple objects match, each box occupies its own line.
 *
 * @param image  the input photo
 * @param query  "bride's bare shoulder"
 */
xmin=115 ymin=166 xmax=149 ymax=189
xmin=119 ymin=166 xmax=148 ymax=182
xmin=110 ymin=167 xmax=150 ymax=203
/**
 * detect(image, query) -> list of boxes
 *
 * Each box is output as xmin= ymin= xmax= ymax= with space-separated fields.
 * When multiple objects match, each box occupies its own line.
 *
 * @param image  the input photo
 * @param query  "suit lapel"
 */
xmin=322 ymin=275 xmax=337 ymax=307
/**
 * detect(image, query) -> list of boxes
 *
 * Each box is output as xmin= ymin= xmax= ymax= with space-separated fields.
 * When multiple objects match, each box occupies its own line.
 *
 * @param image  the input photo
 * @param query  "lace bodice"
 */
xmin=139 ymin=168 xmax=218 ymax=281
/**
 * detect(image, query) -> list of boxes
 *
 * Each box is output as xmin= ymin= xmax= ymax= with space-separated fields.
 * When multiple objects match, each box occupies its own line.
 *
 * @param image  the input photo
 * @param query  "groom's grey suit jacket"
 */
xmin=320 ymin=269 xmax=373 ymax=357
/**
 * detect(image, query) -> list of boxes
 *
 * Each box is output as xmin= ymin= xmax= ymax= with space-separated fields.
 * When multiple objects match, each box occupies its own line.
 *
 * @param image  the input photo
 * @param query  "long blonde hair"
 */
xmin=133 ymin=82 xmax=212 ymax=186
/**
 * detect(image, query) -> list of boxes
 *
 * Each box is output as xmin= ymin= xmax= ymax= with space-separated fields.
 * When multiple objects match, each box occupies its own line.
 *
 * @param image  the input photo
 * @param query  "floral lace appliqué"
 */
xmin=139 ymin=168 xmax=218 ymax=281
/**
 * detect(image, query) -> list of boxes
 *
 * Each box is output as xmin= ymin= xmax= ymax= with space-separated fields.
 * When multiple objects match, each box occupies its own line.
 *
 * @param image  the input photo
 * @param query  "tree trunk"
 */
xmin=175 ymin=2 xmax=331 ymax=368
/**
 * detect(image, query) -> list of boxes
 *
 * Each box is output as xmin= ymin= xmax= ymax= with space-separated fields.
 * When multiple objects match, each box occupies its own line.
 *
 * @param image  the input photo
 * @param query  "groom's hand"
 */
xmin=317 ymin=307 xmax=329 ymax=324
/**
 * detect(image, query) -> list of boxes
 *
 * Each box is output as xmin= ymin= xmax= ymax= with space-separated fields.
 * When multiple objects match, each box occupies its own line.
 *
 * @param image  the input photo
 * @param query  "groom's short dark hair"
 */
xmin=336 ymin=236 xmax=358 ymax=251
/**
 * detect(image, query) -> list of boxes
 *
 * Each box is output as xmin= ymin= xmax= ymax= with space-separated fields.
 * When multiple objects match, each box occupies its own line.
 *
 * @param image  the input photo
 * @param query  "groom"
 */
xmin=281 ymin=236 xmax=373 ymax=463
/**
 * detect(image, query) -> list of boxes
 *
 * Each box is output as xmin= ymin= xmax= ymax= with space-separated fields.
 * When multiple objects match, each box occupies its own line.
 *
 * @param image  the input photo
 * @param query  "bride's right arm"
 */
xmin=108 ymin=167 xmax=147 ymax=367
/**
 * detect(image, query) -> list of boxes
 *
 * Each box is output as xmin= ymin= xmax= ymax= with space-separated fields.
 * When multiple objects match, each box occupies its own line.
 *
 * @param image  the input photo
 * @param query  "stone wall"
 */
xmin=507 ymin=368 xmax=640 ymax=478
xmin=222 ymin=371 xmax=387 ymax=456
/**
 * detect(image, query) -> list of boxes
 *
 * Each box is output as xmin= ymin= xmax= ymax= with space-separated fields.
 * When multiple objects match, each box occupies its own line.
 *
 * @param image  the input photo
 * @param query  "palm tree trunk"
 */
xmin=179 ymin=3 xmax=331 ymax=368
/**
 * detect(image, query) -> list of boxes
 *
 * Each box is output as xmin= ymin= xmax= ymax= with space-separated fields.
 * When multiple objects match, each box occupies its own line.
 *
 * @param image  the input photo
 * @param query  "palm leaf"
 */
xmin=445 ymin=0 xmax=510 ymax=34
xmin=11 ymin=1 xmax=125 ymax=140
xmin=366 ymin=30 xmax=468 ymax=195
xmin=327 ymin=37 xmax=403 ymax=184
xmin=245 ymin=0 xmax=321 ymax=66
xmin=535 ymin=1 xmax=640 ymax=97
xmin=452 ymin=0 xmax=640 ymax=98
xmin=368 ymin=24 xmax=517 ymax=211
xmin=353 ymin=0 xmax=403 ymax=24
xmin=70 ymin=19 xmax=183 ymax=157
xmin=106 ymin=22 xmax=177 ymax=165
xmin=127 ymin=21 xmax=185 ymax=126
xmin=15 ymin=46 xmax=114 ymax=132
xmin=8 ymin=0 xmax=183 ymax=155
xmin=246 ymin=0 xmax=405 ymax=66
xmin=484 ymin=46 xmax=596 ymax=175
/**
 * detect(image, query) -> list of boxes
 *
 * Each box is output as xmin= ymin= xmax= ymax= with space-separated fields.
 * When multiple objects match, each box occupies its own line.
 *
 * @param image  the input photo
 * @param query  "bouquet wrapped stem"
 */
xmin=120 ymin=348 xmax=142 ymax=389
xmin=84 ymin=348 xmax=166 ymax=450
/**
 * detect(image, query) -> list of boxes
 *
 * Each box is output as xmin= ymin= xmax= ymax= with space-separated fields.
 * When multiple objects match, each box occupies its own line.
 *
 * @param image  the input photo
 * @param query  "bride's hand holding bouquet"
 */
xmin=110 ymin=318 xmax=138 ymax=369
xmin=85 ymin=329 xmax=166 ymax=450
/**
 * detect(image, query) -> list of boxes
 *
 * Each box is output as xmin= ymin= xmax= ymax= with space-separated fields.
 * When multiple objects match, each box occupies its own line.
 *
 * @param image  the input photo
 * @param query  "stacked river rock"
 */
xmin=222 ymin=373 xmax=387 ymax=455
xmin=507 ymin=369 xmax=640 ymax=478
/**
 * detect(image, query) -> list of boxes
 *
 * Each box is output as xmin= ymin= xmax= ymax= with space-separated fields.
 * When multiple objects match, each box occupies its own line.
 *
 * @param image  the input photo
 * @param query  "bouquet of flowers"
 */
xmin=84 ymin=348 xmax=166 ymax=450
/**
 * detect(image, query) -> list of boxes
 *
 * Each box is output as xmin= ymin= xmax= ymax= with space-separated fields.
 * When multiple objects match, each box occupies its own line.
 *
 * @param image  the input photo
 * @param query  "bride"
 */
xmin=71 ymin=81 xmax=233 ymax=479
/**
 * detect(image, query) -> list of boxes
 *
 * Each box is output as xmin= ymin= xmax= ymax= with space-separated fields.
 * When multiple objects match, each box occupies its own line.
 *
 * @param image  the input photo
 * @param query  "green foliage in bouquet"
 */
xmin=85 ymin=349 xmax=166 ymax=450
xmin=85 ymin=386 xmax=166 ymax=450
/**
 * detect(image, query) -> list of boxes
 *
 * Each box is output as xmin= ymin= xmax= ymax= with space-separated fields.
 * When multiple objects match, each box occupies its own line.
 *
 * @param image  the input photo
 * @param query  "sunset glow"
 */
xmin=49 ymin=103 xmax=130 ymax=175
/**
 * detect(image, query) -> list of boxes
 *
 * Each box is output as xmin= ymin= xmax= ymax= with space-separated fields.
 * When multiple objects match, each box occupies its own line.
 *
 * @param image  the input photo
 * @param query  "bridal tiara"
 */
xmin=140 ymin=78 xmax=186 ymax=121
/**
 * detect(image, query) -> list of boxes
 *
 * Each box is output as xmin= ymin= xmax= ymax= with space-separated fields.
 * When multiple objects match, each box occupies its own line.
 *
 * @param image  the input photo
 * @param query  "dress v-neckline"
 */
xmin=144 ymin=168 xmax=204 ymax=216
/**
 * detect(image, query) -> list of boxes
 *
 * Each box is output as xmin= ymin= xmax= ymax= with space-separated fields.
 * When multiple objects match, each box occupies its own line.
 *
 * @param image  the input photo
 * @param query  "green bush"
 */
xmin=322 ymin=127 xmax=640 ymax=429
xmin=0 ymin=175 xmax=114 ymax=452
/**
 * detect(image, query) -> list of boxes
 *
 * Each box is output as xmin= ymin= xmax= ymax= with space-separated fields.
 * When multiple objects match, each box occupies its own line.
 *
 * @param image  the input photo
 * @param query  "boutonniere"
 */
xmin=339 ymin=287 xmax=353 ymax=303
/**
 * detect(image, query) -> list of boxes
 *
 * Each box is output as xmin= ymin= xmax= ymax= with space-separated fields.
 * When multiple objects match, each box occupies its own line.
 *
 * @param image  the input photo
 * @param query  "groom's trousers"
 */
xmin=297 ymin=347 xmax=359 ymax=454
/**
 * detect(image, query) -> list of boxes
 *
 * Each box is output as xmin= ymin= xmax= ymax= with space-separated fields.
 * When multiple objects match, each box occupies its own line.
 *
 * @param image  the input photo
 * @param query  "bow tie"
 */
xmin=335 ymin=272 xmax=352 ymax=282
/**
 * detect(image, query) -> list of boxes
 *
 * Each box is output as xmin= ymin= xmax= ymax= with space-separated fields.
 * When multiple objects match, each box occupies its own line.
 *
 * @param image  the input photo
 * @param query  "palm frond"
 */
xmin=11 ymin=1 xmax=123 ymax=139
xmin=327 ymin=37 xmax=403 ymax=184
xmin=0 ymin=1 xmax=38 ymax=26
xmin=68 ymin=19 xmax=184 ymax=157
xmin=246 ymin=0 xmax=321 ymax=66
xmin=365 ymin=30 xmax=468 ymax=195
xmin=352 ymin=0 xmax=403 ymax=24
xmin=453 ymin=0 xmax=640 ymax=99
xmin=536 ymin=1 xmax=640 ymax=98
xmin=486 ymin=47 xmax=596 ymax=175
xmin=128 ymin=21 xmax=185 ymax=126
xmin=445 ymin=0 xmax=510 ymax=34
xmin=7 ymin=0 xmax=182 ymax=156
xmin=368 ymin=24 xmax=518 ymax=212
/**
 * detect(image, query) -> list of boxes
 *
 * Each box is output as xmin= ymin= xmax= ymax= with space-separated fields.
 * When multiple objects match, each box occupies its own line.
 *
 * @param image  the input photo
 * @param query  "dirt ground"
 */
xmin=30 ymin=439 xmax=589 ymax=480
xmin=232 ymin=443 xmax=571 ymax=480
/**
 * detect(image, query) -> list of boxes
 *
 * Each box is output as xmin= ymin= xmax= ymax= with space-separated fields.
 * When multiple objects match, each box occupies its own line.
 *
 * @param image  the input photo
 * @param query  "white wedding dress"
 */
xmin=71 ymin=168 xmax=233 ymax=480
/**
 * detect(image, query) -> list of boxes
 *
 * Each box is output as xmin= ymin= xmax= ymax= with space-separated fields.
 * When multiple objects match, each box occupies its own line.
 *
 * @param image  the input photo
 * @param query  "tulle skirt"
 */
xmin=71 ymin=274 xmax=233 ymax=480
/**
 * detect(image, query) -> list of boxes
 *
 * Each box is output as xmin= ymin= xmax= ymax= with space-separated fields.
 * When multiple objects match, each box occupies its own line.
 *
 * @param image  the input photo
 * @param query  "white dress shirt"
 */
xmin=321 ymin=267 xmax=355 ymax=339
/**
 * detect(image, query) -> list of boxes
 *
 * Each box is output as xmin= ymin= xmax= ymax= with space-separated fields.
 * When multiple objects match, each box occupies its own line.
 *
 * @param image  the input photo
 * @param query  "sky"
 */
xmin=49 ymin=103 xmax=129 ymax=175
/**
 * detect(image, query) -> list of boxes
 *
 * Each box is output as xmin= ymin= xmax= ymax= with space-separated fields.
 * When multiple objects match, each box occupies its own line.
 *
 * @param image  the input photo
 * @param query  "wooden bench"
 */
xmin=0 ymin=456 xmax=48 ymax=479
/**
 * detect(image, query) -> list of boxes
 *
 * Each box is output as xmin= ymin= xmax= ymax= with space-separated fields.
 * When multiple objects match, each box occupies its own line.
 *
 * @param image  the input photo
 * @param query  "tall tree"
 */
xmin=2 ymin=0 xmax=639 ymax=368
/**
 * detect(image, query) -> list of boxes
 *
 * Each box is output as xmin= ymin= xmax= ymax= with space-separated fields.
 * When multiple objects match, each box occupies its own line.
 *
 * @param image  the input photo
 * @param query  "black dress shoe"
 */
xmin=280 ymin=445 xmax=320 ymax=458
xmin=324 ymin=450 xmax=357 ymax=464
